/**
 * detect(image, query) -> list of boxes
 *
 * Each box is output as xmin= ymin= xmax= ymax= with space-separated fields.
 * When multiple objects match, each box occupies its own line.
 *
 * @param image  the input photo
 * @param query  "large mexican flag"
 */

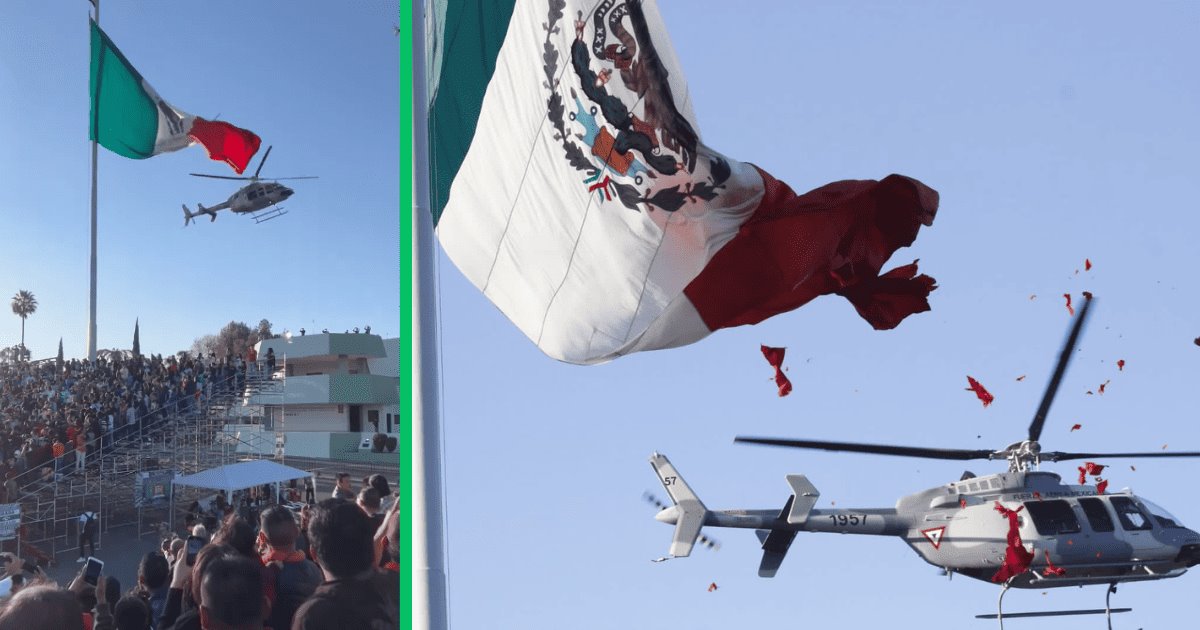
xmin=89 ymin=19 xmax=260 ymax=174
xmin=430 ymin=0 xmax=939 ymax=365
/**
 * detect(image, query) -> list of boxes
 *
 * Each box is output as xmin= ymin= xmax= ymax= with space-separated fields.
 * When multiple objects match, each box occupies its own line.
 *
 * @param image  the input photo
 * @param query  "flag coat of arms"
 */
xmin=430 ymin=0 xmax=939 ymax=365
xmin=89 ymin=20 xmax=260 ymax=174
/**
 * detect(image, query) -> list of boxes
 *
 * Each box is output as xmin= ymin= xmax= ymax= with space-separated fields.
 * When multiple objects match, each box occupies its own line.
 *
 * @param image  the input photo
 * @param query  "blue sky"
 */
xmin=433 ymin=1 xmax=1200 ymax=628
xmin=0 ymin=0 xmax=399 ymax=358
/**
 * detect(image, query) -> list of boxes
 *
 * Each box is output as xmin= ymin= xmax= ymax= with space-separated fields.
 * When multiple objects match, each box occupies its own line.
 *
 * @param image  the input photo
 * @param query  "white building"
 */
xmin=227 ymin=333 xmax=400 ymax=462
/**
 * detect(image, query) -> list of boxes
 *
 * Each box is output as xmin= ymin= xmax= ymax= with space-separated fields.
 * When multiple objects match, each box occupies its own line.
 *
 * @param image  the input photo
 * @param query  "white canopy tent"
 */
xmin=173 ymin=460 xmax=312 ymax=495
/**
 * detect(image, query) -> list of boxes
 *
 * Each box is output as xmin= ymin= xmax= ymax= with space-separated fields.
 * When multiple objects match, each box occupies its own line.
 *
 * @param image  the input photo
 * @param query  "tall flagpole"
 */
xmin=87 ymin=0 xmax=100 ymax=362
xmin=411 ymin=0 xmax=448 ymax=628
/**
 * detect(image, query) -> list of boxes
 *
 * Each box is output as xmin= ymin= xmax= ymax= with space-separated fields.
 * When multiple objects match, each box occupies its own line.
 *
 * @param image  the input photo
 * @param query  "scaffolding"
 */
xmin=10 ymin=368 xmax=283 ymax=562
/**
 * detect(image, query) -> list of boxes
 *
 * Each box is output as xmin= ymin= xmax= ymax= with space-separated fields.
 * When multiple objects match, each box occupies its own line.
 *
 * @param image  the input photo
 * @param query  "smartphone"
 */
xmin=186 ymin=535 xmax=205 ymax=566
xmin=83 ymin=557 xmax=103 ymax=586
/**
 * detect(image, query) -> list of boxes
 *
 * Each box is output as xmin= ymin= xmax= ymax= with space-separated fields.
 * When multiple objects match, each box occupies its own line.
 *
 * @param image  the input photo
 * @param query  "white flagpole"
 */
xmin=411 ymin=0 xmax=448 ymax=628
xmin=88 ymin=0 xmax=99 ymax=362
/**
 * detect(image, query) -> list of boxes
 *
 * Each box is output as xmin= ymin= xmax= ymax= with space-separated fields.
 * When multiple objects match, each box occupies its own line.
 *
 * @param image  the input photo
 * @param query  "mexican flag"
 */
xmin=89 ymin=20 xmax=261 ymax=174
xmin=429 ymin=0 xmax=939 ymax=365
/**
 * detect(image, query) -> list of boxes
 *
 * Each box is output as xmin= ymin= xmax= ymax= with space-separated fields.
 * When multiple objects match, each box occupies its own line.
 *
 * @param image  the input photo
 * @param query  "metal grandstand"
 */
xmin=9 ymin=367 xmax=283 ymax=559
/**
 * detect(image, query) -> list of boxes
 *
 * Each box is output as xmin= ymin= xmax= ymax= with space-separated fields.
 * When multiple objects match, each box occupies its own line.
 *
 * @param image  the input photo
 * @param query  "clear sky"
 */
xmin=0 ymin=0 xmax=399 ymax=359
xmin=433 ymin=1 xmax=1200 ymax=628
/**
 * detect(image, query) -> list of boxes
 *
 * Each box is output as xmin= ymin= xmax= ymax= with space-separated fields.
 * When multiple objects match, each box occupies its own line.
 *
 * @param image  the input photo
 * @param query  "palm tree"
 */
xmin=11 ymin=290 xmax=37 ymax=349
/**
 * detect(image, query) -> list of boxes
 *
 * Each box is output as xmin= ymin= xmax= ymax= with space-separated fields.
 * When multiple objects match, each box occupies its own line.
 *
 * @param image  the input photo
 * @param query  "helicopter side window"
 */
xmin=1077 ymin=498 xmax=1115 ymax=533
xmin=1110 ymin=496 xmax=1153 ymax=531
xmin=1023 ymin=500 xmax=1081 ymax=535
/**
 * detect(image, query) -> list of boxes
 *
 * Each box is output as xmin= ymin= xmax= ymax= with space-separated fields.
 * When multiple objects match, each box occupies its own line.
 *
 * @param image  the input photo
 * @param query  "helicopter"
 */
xmin=650 ymin=297 xmax=1200 ymax=626
xmin=183 ymin=145 xmax=317 ymax=225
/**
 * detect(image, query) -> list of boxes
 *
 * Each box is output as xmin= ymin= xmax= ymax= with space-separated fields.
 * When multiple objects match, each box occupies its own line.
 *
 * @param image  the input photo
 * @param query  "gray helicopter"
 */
xmin=651 ymin=298 xmax=1200 ymax=625
xmin=183 ymin=146 xmax=317 ymax=225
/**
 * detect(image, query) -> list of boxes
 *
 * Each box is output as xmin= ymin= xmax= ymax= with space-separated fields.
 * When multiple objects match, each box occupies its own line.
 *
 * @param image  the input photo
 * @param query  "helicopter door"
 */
xmin=1109 ymin=496 xmax=1160 ymax=558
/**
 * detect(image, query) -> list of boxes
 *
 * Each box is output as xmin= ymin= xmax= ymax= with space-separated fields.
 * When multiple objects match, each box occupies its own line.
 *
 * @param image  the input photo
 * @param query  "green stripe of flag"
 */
xmin=89 ymin=19 xmax=159 ymax=159
xmin=427 ymin=0 xmax=518 ymax=225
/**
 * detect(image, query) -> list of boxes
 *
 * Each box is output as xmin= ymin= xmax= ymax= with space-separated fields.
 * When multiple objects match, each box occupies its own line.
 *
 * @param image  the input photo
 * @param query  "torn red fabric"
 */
xmin=1082 ymin=290 xmax=1094 ymax=301
xmin=760 ymin=345 xmax=792 ymax=397
xmin=1098 ymin=380 xmax=1109 ymax=395
xmin=1096 ymin=479 xmax=1109 ymax=495
xmin=1194 ymin=338 xmax=1200 ymax=347
xmin=686 ymin=170 xmax=939 ymax=334
xmin=1063 ymin=293 xmax=1074 ymax=316
xmin=965 ymin=376 xmax=994 ymax=407
xmin=1042 ymin=550 xmax=1067 ymax=577
xmin=1117 ymin=359 xmax=1125 ymax=371
xmin=1070 ymin=423 xmax=1082 ymax=432
xmin=1085 ymin=258 xmax=1092 ymax=271
xmin=1077 ymin=467 xmax=1088 ymax=485
xmin=833 ymin=260 xmax=937 ymax=330
xmin=960 ymin=498 xmax=967 ymax=509
xmin=1032 ymin=491 xmax=1042 ymax=501
xmin=707 ymin=582 xmax=718 ymax=592
xmin=990 ymin=502 xmax=1034 ymax=583
xmin=1084 ymin=462 xmax=1105 ymax=476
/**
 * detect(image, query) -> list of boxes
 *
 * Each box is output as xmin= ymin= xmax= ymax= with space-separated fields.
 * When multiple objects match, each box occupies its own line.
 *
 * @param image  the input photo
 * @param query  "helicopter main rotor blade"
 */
xmin=190 ymin=173 xmax=251 ymax=181
xmin=735 ymin=437 xmax=996 ymax=461
xmin=253 ymin=145 xmax=272 ymax=180
xmin=1042 ymin=450 xmax=1200 ymax=462
xmin=1027 ymin=296 xmax=1093 ymax=443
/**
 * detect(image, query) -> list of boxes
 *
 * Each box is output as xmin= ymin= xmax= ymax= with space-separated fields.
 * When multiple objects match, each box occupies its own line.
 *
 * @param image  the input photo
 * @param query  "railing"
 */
xmin=10 ymin=367 xmax=278 ymax=558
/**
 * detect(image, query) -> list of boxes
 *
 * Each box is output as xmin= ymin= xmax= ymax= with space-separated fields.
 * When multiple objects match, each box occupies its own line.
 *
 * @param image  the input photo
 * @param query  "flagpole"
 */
xmin=411 ymin=1 xmax=448 ymax=629
xmin=87 ymin=0 xmax=100 ymax=363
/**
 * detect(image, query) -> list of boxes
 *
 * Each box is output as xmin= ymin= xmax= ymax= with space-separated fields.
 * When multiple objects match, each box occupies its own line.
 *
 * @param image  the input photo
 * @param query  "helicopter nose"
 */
xmin=655 ymin=505 xmax=680 ymax=525
xmin=281 ymin=187 xmax=293 ymax=198
xmin=1175 ymin=531 xmax=1200 ymax=566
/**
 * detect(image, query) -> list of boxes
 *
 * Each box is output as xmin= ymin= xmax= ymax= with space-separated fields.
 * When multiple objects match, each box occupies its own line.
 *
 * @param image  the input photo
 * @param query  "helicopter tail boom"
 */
xmin=649 ymin=453 xmax=709 ymax=557
xmin=182 ymin=204 xmax=219 ymax=226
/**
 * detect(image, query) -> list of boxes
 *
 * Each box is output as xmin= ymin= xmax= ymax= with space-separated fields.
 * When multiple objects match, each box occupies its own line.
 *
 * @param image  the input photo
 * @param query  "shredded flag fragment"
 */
xmin=1096 ymin=479 xmax=1109 ymax=495
xmin=1084 ymin=462 xmax=1106 ymax=476
xmin=965 ymin=376 xmax=994 ymax=407
xmin=707 ymin=582 xmax=718 ymax=592
xmin=959 ymin=498 xmax=967 ymax=509
xmin=1032 ymin=491 xmax=1043 ymax=501
xmin=1070 ymin=424 xmax=1082 ymax=432
xmin=1117 ymin=359 xmax=1125 ymax=371
xmin=1098 ymin=380 xmax=1109 ymax=394
xmin=1085 ymin=258 xmax=1092 ymax=271
xmin=1063 ymin=294 xmax=1074 ymax=316
xmin=760 ymin=345 xmax=793 ymax=397
xmin=990 ymin=502 xmax=1034 ymax=583
xmin=1082 ymin=290 xmax=1094 ymax=301
xmin=1042 ymin=551 xmax=1067 ymax=577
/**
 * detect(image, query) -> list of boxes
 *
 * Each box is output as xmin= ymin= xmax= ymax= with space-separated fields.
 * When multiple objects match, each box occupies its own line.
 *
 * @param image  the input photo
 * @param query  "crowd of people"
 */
xmin=0 ymin=351 xmax=268 ymax=502
xmin=0 ymin=473 xmax=400 ymax=629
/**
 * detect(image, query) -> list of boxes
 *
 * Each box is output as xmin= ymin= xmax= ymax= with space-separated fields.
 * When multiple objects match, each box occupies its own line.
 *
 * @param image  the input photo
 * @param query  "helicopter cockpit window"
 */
xmin=1077 ymin=498 xmax=1115 ymax=533
xmin=1139 ymin=498 xmax=1184 ymax=529
xmin=1023 ymin=500 xmax=1081 ymax=535
xmin=1110 ymin=496 xmax=1154 ymax=531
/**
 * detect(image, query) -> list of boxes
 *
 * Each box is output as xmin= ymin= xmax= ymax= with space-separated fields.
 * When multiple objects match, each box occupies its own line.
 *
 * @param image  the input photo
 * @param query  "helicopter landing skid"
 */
xmin=252 ymin=207 xmax=288 ymax=223
xmin=975 ymin=581 xmax=1130 ymax=629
